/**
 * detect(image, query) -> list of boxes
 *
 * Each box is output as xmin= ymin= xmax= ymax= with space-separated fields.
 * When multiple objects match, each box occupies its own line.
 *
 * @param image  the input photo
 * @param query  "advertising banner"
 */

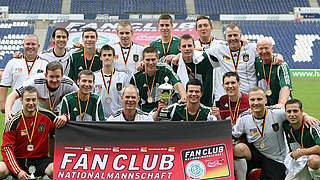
xmin=53 ymin=121 xmax=234 ymax=180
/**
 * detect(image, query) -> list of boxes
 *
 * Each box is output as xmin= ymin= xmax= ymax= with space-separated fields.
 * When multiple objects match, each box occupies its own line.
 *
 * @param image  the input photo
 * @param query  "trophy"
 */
xmin=28 ymin=165 xmax=36 ymax=179
xmin=156 ymin=76 xmax=174 ymax=121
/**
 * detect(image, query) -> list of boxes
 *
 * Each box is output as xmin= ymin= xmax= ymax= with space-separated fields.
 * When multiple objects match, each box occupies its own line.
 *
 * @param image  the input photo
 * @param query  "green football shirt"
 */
xmin=68 ymin=49 xmax=101 ymax=82
xmin=150 ymin=36 xmax=180 ymax=62
xmin=60 ymin=91 xmax=105 ymax=121
xmin=167 ymin=103 xmax=216 ymax=121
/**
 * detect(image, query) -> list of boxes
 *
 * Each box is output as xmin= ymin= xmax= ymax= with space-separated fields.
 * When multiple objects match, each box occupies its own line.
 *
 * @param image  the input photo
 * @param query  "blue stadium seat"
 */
xmin=0 ymin=0 xmax=62 ymax=13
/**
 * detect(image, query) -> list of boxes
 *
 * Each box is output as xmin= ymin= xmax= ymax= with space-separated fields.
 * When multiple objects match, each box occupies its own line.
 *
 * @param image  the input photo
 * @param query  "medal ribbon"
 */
xmin=24 ymin=56 xmax=38 ymax=75
xmin=229 ymin=46 xmax=241 ymax=72
xmin=83 ymin=49 xmax=96 ymax=70
xmin=101 ymin=69 xmax=114 ymax=95
xmin=252 ymin=108 xmax=267 ymax=138
xmin=228 ymin=94 xmax=241 ymax=125
xmin=262 ymin=57 xmax=274 ymax=88
xmin=47 ymin=88 xmax=57 ymax=111
xmin=290 ymin=124 xmax=304 ymax=148
xmin=21 ymin=111 xmax=38 ymax=145
xmin=144 ymin=71 xmax=156 ymax=99
xmin=186 ymin=64 xmax=197 ymax=79
xmin=200 ymin=38 xmax=212 ymax=48
xmin=77 ymin=91 xmax=91 ymax=121
xmin=161 ymin=36 xmax=173 ymax=56
xmin=120 ymin=42 xmax=132 ymax=67
xmin=186 ymin=105 xmax=200 ymax=121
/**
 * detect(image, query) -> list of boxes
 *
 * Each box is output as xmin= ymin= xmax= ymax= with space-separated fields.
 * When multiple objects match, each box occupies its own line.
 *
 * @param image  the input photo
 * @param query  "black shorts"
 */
xmin=246 ymin=143 xmax=286 ymax=180
xmin=16 ymin=157 xmax=53 ymax=177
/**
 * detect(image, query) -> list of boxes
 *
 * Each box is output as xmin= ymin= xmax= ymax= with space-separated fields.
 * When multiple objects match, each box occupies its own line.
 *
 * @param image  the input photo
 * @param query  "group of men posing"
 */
xmin=0 ymin=14 xmax=319 ymax=180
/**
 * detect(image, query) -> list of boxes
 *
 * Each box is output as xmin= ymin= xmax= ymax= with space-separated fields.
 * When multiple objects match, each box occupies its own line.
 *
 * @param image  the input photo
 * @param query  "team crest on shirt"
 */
xmin=243 ymin=54 xmax=249 ymax=62
xmin=272 ymin=123 xmax=279 ymax=132
xmin=38 ymin=123 xmax=45 ymax=132
xmin=116 ymin=83 xmax=122 ymax=91
xmin=224 ymin=103 xmax=228 ymax=108
xmin=250 ymin=128 xmax=258 ymax=135
xmin=16 ymin=68 xmax=23 ymax=73
xmin=78 ymin=66 xmax=83 ymax=71
xmin=133 ymin=54 xmax=139 ymax=62
xmin=114 ymin=55 xmax=118 ymax=60
xmin=21 ymin=129 xmax=27 ymax=136
xmin=223 ymin=56 xmax=230 ymax=61
xmin=37 ymin=69 xmax=44 ymax=73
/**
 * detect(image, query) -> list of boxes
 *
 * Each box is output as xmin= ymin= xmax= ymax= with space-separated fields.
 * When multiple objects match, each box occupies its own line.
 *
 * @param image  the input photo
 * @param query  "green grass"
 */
xmin=0 ymin=80 xmax=319 ymax=161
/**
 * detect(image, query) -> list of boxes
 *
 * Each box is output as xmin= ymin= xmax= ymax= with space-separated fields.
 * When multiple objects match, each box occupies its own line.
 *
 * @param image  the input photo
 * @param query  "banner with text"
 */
xmin=57 ymin=21 xmax=198 ymax=47
xmin=53 ymin=121 xmax=234 ymax=180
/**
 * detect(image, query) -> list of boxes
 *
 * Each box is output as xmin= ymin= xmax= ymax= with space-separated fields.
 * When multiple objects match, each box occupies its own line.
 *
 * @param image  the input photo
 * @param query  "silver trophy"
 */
xmin=157 ymin=76 xmax=174 ymax=121
xmin=28 ymin=165 xmax=36 ymax=179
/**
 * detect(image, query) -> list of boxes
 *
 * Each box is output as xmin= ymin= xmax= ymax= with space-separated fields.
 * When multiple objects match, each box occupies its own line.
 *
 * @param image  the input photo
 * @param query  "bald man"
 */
xmin=255 ymin=38 xmax=292 ymax=108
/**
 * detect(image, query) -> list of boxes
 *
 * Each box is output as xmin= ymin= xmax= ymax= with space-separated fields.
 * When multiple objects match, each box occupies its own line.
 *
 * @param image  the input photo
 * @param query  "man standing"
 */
xmin=0 ymin=34 xmax=48 ymax=114
xmin=93 ymin=44 xmax=129 ymax=118
xmin=107 ymin=85 xmax=153 ymax=121
xmin=175 ymin=34 xmax=217 ymax=107
xmin=194 ymin=15 xmax=225 ymax=103
xmin=0 ymin=86 xmax=66 ymax=179
xmin=61 ymin=70 xmax=104 ymax=121
xmin=255 ymin=38 xmax=292 ymax=108
xmin=40 ymin=28 xmax=74 ymax=75
xmin=219 ymin=72 xmax=249 ymax=123
xmin=5 ymin=61 xmax=78 ymax=119
xmin=283 ymin=99 xmax=320 ymax=180
xmin=153 ymin=79 xmax=217 ymax=121
xmin=130 ymin=47 xmax=186 ymax=113
xmin=111 ymin=20 xmax=144 ymax=77
xmin=232 ymin=87 xmax=317 ymax=180
xmin=68 ymin=28 xmax=101 ymax=82
xmin=150 ymin=15 xmax=180 ymax=62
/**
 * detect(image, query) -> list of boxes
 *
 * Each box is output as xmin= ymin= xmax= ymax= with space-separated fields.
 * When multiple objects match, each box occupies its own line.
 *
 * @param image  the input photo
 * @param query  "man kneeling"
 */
xmin=0 ymin=86 xmax=66 ymax=179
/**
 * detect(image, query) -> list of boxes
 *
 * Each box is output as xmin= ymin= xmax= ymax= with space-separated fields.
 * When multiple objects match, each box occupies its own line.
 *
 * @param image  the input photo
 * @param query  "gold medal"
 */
xmin=105 ymin=97 xmax=112 ymax=104
xmin=265 ymin=88 xmax=272 ymax=96
xmin=259 ymin=141 xmax=265 ymax=149
xmin=27 ymin=144 xmax=34 ymax=152
xmin=147 ymin=96 xmax=154 ymax=103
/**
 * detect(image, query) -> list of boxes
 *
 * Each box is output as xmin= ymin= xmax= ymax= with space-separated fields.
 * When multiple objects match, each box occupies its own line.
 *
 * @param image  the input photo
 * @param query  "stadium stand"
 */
xmin=0 ymin=21 xmax=34 ymax=69
xmin=70 ymin=0 xmax=186 ymax=14
xmin=43 ymin=25 xmax=56 ymax=50
xmin=222 ymin=21 xmax=320 ymax=69
xmin=195 ymin=0 xmax=310 ymax=15
xmin=0 ymin=0 xmax=62 ymax=14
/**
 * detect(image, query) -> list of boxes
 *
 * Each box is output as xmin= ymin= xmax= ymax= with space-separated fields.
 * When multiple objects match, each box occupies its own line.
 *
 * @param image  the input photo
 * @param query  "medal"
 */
xmin=27 ymin=144 xmax=34 ymax=152
xmin=77 ymin=91 xmax=90 ymax=121
xmin=105 ymin=97 xmax=112 ymax=104
xmin=265 ymin=87 xmax=272 ymax=96
xmin=22 ymin=111 xmax=38 ymax=153
xmin=147 ymin=96 xmax=154 ymax=103
xmin=102 ymin=69 xmax=114 ymax=103
xmin=262 ymin=58 xmax=274 ymax=96
xmin=259 ymin=141 xmax=265 ymax=149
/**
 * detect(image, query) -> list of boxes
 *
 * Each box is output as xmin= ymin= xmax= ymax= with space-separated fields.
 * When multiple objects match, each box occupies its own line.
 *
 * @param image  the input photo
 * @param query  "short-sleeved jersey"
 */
xmin=195 ymin=38 xmax=226 ymax=102
xmin=283 ymin=121 xmax=320 ymax=152
xmin=165 ymin=103 xmax=217 ymax=121
xmin=130 ymin=63 xmax=181 ymax=112
xmin=107 ymin=108 xmax=154 ymax=122
xmin=68 ymin=49 xmax=101 ymax=82
xmin=60 ymin=91 xmax=105 ymax=121
xmin=1 ymin=108 xmax=55 ymax=176
xmin=219 ymin=93 xmax=249 ymax=122
xmin=16 ymin=73 xmax=78 ymax=114
xmin=0 ymin=57 xmax=48 ymax=113
xmin=39 ymin=47 xmax=76 ymax=75
xmin=150 ymin=36 xmax=180 ymax=62
xmin=93 ymin=70 xmax=129 ymax=118
xmin=111 ymin=42 xmax=144 ymax=78
xmin=206 ymin=42 xmax=257 ymax=94
xmin=174 ymin=52 xmax=218 ymax=107
xmin=232 ymin=108 xmax=287 ymax=163
xmin=255 ymin=58 xmax=292 ymax=106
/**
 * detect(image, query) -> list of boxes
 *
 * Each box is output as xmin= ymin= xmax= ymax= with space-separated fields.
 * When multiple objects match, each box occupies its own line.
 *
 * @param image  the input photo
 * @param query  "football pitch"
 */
xmin=0 ymin=79 xmax=319 ymax=160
